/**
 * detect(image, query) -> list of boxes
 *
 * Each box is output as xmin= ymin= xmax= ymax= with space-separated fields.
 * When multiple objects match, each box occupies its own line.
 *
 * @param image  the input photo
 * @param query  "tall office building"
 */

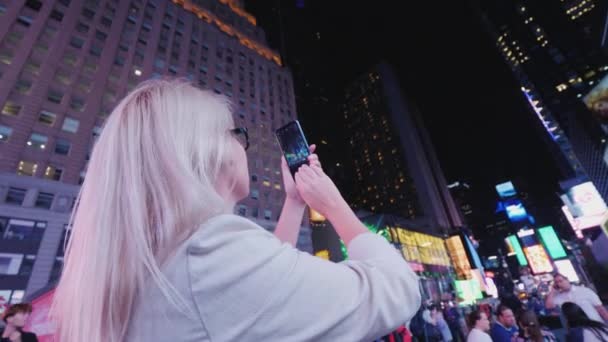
xmin=342 ymin=63 xmax=462 ymax=235
xmin=474 ymin=0 xmax=608 ymax=200
xmin=0 ymin=0 xmax=307 ymax=302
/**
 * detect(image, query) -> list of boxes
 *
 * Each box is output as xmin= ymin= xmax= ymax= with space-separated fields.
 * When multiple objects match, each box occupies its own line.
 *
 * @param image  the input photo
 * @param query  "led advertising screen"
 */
xmin=505 ymin=199 xmax=528 ymax=222
xmin=565 ymin=182 xmax=608 ymax=218
xmin=446 ymin=235 xmax=473 ymax=279
xmin=496 ymin=181 xmax=517 ymax=198
xmin=506 ymin=235 xmax=528 ymax=266
xmin=537 ymin=226 xmax=568 ymax=259
xmin=554 ymin=259 xmax=580 ymax=283
xmin=454 ymin=279 xmax=483 ymax=306
xmin=583 ymin=74 xmax=608 ymax=126
xmin=517 ymin=230 xmax=553 ymax=274
xmin=562 ymin=205 xmax=605 ymax=233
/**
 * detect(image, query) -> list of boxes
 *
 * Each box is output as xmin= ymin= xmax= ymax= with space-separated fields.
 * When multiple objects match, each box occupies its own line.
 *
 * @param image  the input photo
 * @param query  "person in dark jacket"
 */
xmin=1 ymin=303 xmax=38 ymax=342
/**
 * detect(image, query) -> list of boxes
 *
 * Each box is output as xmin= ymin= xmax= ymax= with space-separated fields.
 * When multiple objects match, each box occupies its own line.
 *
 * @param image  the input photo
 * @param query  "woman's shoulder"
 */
xmin=186 ymin=214 xmax=276 ymax=254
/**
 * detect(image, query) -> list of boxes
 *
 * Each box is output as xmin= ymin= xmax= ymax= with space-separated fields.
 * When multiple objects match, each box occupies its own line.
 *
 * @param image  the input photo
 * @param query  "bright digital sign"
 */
xmin=506 ymin=235 xmax=528 ymax=266
xmin=454 ymin=279 xmax=483 ymax=306
xmin=505 ymin=199 xmax=528 ymax=222
xmin=446 ymin=235 xmax=472 ymax=279
xmin=523 ymin=245 xmax=554 ymax=274
xmin=537 ymin=226 xmax=567 ymax=259
xmin=565 ymin=182 xmax=608 ymax=217
xmin=554 ymin=259 xmax=580 ymax=283
xmin=496 ymin=181 xmax=517 ymax=198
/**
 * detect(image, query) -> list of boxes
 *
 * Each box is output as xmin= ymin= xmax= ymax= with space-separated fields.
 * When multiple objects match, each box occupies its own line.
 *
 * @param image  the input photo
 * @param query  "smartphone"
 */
xmin=275 ymin=120 xmax=310 ymax=177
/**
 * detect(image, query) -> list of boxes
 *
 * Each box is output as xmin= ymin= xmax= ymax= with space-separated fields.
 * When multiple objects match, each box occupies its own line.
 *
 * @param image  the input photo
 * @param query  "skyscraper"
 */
xmin=474 ymin=0 xmax=608 ymax=200
xmin=0 ymin=0 xmax=306 ymax=301
xmin=342 ymin=63 xmax=462 ymax=235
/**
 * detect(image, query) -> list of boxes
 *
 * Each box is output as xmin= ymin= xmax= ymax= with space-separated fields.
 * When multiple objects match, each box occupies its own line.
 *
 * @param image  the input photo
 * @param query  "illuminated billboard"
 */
xmin=583 ymin=74 xmax=608 ymax=124
xmin=537 ymin=226 xmax=567 ymax=260
xmin=554 ymin=259 xmax=580 ymax=283
xmin=446 ymin=235 xmax=472 ymax=279
xmin=389 ymin=227 xmax=451 ymax=266
xmin=506 ymin=235 xmax=528 ymax=266
xmin=523 ymin=245 xmax=554 ymax=274
xmin=562 ymin=205 xmax=605 ymax=234
xmin=496 ymin=181 xmax=516 ymax=198
xmin=454 ymin=279 xmax=483 ymax=306
xmin=505 ymin=199 xmax=528 ymax=222
xmin=564 ymin=182 xmax=607 ymax=218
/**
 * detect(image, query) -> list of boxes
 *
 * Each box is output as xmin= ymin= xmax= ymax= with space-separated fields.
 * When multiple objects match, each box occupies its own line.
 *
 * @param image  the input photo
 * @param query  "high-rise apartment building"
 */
xmin=342 ymin=63 xmax=462 ymax=235
xmin=0 ymin=0 xmax=308 ymax=302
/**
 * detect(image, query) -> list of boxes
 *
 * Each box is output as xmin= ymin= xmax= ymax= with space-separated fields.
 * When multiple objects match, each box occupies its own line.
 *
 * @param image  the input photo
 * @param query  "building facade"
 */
xmin=0 ymin=0 xmax=309 ymax=301
xmin=342 ymin=63 xmax=462 ymax=235
xmin=475 ymin=0 xmax=608 ymax=199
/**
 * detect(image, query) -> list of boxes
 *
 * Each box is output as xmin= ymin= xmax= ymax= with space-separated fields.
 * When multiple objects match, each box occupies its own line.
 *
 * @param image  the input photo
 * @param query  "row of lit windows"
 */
xmin=236 ymin=204 xmax=273 ymax=220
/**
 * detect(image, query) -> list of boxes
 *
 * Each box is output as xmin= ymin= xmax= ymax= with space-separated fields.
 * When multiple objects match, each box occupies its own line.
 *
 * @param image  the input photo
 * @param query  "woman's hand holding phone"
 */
xmin=282 ymin=144 xmax=319 ymax=205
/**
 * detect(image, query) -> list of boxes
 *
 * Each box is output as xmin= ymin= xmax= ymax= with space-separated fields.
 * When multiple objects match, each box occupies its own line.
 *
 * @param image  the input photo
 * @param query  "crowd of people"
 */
xmin=404 ymin=272 xmax=608 ymax=342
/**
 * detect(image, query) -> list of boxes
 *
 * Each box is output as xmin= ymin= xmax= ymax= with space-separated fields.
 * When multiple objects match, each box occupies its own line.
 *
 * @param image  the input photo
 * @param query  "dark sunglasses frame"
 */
xmin=230 ymin=127 xmax=249 ymax=151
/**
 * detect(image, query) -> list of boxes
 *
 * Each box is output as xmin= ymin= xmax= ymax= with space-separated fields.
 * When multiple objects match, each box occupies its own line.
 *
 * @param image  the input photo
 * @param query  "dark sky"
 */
xmin=247 ymin=0 xmax=563 ymax=225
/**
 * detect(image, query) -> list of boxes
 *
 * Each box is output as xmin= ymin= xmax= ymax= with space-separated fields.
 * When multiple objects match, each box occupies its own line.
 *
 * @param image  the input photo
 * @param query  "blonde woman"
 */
xmin=50 ymin=78 xmax=420 ymax=342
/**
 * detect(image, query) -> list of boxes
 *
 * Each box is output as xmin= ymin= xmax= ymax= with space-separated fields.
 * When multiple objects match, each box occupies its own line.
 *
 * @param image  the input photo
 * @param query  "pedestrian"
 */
xmin=515 ymin=310 xmax=556 ymax=342
xmin=1 ymin=303 xmax=38 ymax=342
xmin=466 ymin=310 xmax=492 ymax=342
xmin=490 ymin=304 xmax=520 ymax=342
xmin=50 ymin=79 xmax=421 ymax=342
xmin=562 ymin=302 xmax=608 ymax=342
xmin=545 ymin=272 xmax=608 ymax=323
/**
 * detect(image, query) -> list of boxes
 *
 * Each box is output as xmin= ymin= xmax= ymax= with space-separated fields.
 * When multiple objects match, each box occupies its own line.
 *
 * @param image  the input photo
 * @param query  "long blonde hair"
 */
xmin=50 ymin=78 xmax=236 ymax=342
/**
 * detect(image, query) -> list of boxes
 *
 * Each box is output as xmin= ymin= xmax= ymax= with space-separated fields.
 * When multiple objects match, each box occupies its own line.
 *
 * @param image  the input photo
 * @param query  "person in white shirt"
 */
xmin=50 ymin=79 xmax=421 ymax=342
xmin=545 ymin=273 xmax=608 ymax=323
xmin=466 ymin=310 xmax=492 ymax=342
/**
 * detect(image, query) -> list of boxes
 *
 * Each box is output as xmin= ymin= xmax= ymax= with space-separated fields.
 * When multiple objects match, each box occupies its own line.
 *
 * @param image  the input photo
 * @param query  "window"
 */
xmin=54 ymin=69 xmax=71 ymax=85
xmin=2 ymin=101 xmax=21 ymax=116
xmin=264 ymin=210 xmax=272 ymax=220
xmin=237 ymin=205 xmax=247 ymax=216
xmin=19 ymin=255 xmax=35 ymax=276
xmin=0 ymin=48 xmax=13 ymax=64
xmin=76 ymin=22 xmax=89 ymax=33
xmin=82 ymin=7 xmax=94 ymax=19
xmin=0 ymin=253 xmax=23 ymax=275
xmin=263 ymin=178 xmax=271 ymax=187
xmin=251 ymin=174 xmax=258 ymax=182
xmin=17 ymin=15 xmax=33 ymax=27
xmin=2 ymin=219 xmax=36 ymax=240
xmin=62 ymin=117 xmax=79 ymax=133
xmin=26 ymin=0 xmax=43 ymax=11
xmin=44 ymin=165 xmax=63 ymax=181
xmin=101 ymin=16 xmax=111 ymax=28
xmin=54 ymin=138 xmax=71 ymax=155
xmin=95 ymin=30 xmax=107 ymax=42
xmin=63 ymin=51 xmax=78 ymax=66
xmin=251 ymin=189 xmax=259 ymax=200
xmin=9 ymin=290 xmax=24 ymax=304
xmin=251 ymin=207 xmax=258 ymax=218
xmin=37 ymin=110 xmax=56 ymax=126
xmin=27 ymin=133 xmax=48 ymax=149
xmin=69 ymin=36 xmax=84 ymax=49
xmin=47 ymin=89 xmax=63 ymax=104
xmin=5 ymin=187 xmax=26 ymax=205
xmin=15 ymin=79 xmax=32 ymax=94
xmin=35 ymin=192 xmax=54 ymax=209
xmin=17 ymin=161 xmax=37 ymax=176
xmin=50 ymin=9 xmax=64 ymax=21
xmin=24 ymin=60 xmax=41 ymax=74
xmin=70 ymin=96 xmax=85 ymax=111
xmin=0 ymin=125 xmax=12 ymax=142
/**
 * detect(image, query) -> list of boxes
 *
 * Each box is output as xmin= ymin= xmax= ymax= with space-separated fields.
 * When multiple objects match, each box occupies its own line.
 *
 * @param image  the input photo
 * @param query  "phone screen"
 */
xmin=275 ymin=120 xmax=310 ymax=175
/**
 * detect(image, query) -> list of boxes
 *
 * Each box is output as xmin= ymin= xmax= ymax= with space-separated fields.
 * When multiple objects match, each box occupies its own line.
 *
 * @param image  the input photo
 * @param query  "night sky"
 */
xmin=247 ymin=0 xmax=563 ymax=226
